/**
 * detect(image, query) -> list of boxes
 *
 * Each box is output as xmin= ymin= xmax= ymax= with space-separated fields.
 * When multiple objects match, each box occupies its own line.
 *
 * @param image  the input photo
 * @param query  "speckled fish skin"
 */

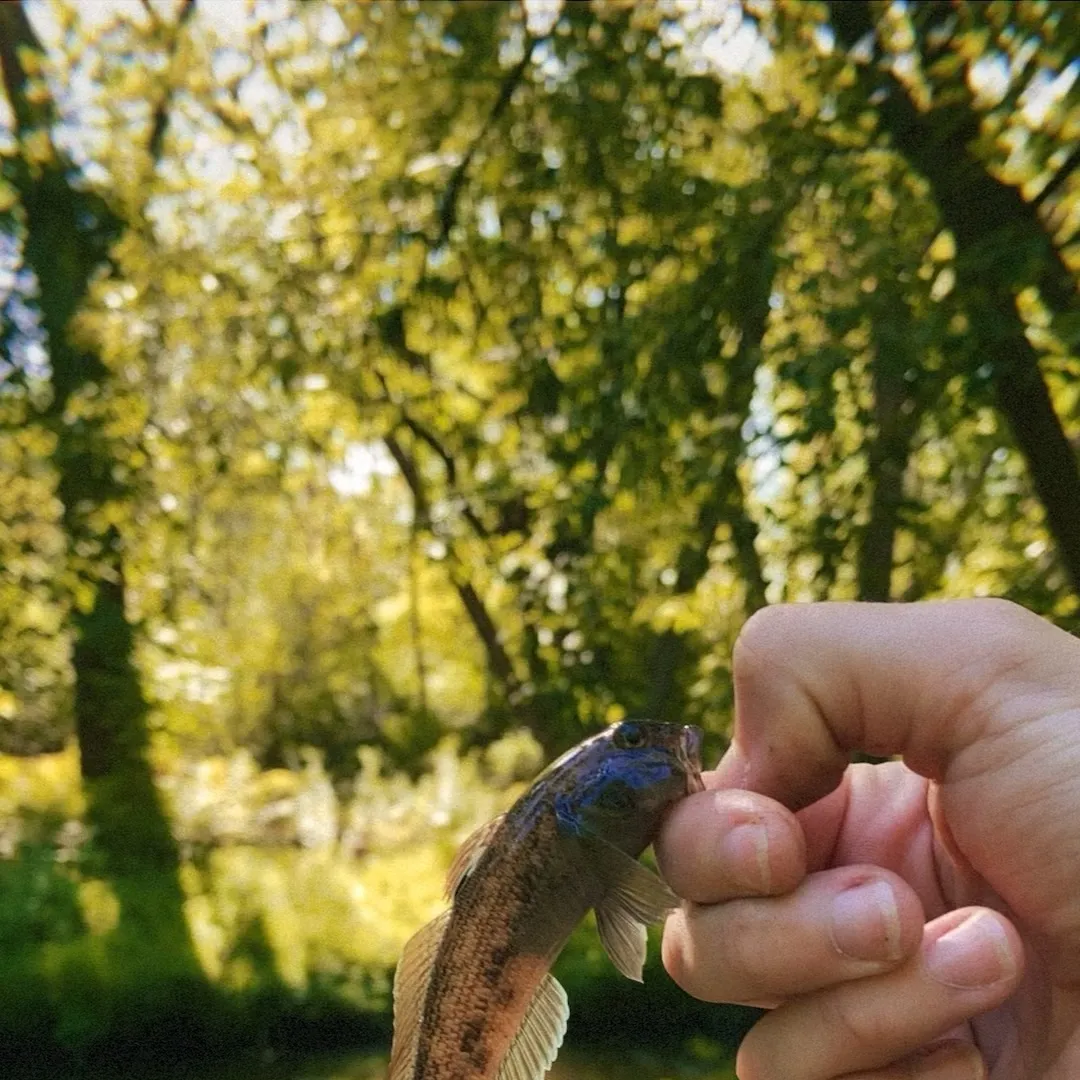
xmin=390 ymin=720 xmax=704 ymax=1080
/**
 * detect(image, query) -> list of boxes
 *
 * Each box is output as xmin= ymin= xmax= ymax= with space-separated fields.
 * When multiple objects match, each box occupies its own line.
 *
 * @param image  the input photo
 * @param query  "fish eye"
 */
xmin=614 ymin=721 xmax=647 ymax=749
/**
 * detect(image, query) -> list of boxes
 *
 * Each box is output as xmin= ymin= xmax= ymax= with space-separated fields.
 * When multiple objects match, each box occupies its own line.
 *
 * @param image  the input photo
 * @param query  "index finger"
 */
xmin=714 ymin=598 xmax=1078 ymax=810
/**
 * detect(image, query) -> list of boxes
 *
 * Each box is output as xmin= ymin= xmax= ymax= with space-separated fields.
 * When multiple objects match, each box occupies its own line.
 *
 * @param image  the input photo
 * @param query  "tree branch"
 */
xmin=383 ymin=430 xmax=430 ymax=525
xmin=383 ymin=430 xmax=518 ymax=691
xmin=1032 ymin=142 xmax=1080 ymax=212
xmin=399 ymin=412 xmax=491 ymax=539
xmin=828 ymin=0 xmax=1078 ymax=316
xmin=147 ymin=0 xmax=197 ymax=161
xmin=436 ymin=39 xmax=539 ymax=247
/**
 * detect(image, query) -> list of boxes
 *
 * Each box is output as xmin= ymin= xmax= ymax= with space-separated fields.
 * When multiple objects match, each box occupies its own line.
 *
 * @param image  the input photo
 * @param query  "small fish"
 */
xmin=389 ymin=719 xmax=704 ymax=1080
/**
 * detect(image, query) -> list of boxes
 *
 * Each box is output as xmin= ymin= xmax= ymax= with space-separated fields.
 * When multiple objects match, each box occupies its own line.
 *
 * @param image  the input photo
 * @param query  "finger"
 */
xmin=655 ymin=787 xmax=806 ymax=903
xmin=838 ymin=1039 xmax=984 ymax=1079
xmin=715 ymin=599 xmax=1077 ymax=809
xmin=736 ymin=907 xmax=1023 ymax=1080
xmin=663 ymin=866 xmax=924 ymax=1004
xmin=796 ymin=763 xmax=960 ymax=917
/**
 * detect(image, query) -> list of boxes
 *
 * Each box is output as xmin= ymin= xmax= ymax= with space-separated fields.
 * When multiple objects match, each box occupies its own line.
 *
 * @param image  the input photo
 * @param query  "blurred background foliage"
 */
xmin=0 ymin=0 xmax=1077 ymax=1076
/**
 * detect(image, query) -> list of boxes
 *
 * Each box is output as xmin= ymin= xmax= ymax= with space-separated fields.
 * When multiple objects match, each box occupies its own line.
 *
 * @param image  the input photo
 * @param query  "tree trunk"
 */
xmin=828 ymin=0 xmax=1080 ymax=598
xmin=0 ymin=0 xmax=202 ymax=1009
xmin=858 ymin=316 xmax=925 ymax=601
xmin=644 ymin=221 xmax=777 ymax=720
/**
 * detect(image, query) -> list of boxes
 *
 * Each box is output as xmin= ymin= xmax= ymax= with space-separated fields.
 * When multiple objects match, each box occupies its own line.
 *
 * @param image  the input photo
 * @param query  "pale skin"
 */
xmin=656 ymin=599 xmax=1080 ymax=1080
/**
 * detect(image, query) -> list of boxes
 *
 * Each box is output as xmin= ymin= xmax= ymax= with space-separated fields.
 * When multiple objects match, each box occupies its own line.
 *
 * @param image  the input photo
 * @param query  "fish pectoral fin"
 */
xmin=588 ymin=838 xmax=679 ymax=982
xmin=445 ymin=814 xmax=505 ymax=900
xmin=589 ymin=836 xmax=680 ymax=922
xmin=388 ymin=909 xmax=451 ymax=1080
xmin=595 ymin=898 xmax=649 ymax=982
xmin=496 ymin=972 xmax=569 ymax=1080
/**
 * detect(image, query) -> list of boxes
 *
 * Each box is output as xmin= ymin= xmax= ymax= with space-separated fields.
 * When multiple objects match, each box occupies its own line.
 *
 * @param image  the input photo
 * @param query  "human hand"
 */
xmin=657 ymin=599 xmax=1080 ymax=1079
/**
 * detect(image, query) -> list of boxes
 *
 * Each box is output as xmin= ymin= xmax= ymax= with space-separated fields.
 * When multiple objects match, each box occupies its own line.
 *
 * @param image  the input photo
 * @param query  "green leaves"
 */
xmin=3 ymin=0 xmax=1078 ymax=774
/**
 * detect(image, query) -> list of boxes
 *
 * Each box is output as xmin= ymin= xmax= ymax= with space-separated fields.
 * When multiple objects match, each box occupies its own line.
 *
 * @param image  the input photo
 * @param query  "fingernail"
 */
xmin=915 ymin=1036 xmax=984 ymax=1080
xmin=925 ymin=911 xmax=1015 ymax=989
xmin=830 ymin=879 xmax=902 ymax=962
xmin=913 ymin=1040 xmax=985 ymax=1079
xmin=721 ymin=822 xmax=771 ymax=893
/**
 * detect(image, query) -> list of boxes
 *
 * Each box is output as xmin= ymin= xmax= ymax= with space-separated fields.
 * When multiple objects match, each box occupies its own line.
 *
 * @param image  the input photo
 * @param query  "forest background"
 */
xmin=1 ymin=0 xmax=1078 ymax=1076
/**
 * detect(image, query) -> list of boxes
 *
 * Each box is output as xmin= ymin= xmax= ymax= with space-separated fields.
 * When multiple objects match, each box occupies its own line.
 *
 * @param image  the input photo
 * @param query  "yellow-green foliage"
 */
xmin=181 ymin=844 xmax=449 ymax=989
xmin=0 ymin=745 xmax=82 ymax=819
xmin=0 ymin=746 xmax=84 ymax=854
xmin=0 ymin=732 xmax=539 ymax=998
xmin=173 ymin=734 xmax=538 ymax=987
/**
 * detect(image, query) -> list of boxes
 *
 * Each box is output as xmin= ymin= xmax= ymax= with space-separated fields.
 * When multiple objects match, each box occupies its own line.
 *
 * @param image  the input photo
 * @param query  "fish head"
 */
xmin=553 ymin=720 xmax=704 ymax=856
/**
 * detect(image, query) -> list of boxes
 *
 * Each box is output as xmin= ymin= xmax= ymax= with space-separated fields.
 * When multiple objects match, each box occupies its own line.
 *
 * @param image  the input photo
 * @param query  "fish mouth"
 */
xmin=681 ymin=725 xmax=705 ymax=794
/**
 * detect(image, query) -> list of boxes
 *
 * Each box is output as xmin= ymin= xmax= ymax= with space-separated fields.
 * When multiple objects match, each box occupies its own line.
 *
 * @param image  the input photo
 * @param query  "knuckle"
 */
xmin=955 ymin=597 xmax=1047 ymax=669
xmin=972 ymin=598 xmax=1045 ymax=659
xmin=732 ymin=607 xmax=813 ymax=709
xmin=733 ymin=604 xmax=794 ymax=677
xmin=933 ymin=598 xmax=1052 ymax=731
xmin=966 ymin=595 xmax=1028 ymax=626
xmin=819 ymin=988 xmax=892 ymax=1049
xmin=708 ymin=903 xmax=764 ymax=982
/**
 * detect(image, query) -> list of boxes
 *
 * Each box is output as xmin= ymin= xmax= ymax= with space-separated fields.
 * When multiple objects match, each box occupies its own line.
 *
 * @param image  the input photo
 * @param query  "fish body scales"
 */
xmin=412 ymin=812 xmax=588 ymax=1080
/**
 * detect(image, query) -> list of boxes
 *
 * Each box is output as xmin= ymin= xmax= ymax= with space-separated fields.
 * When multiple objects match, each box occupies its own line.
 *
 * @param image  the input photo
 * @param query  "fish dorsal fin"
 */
xmin=495 ymin=972 xmax=569 ymax=1080
xmin=590 ymin=840 xmax=679 ymax=983
xmin=445 ymin=814 xmax=505 ymax=900
xmin=388 ymin=910 xmax=451 ymax=1080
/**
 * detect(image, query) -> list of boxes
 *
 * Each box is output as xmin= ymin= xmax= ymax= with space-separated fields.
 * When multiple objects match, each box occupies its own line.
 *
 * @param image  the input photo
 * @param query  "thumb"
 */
xmin=714 ymin=599 xmax=1080 ymax=810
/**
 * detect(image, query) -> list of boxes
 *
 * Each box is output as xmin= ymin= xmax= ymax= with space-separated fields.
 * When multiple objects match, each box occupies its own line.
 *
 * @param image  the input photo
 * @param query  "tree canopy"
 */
xmin=1 ymin=0 xmax=1078 ymax=1072
xmin=4 ymin=0 xmax=1076 ymax=771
